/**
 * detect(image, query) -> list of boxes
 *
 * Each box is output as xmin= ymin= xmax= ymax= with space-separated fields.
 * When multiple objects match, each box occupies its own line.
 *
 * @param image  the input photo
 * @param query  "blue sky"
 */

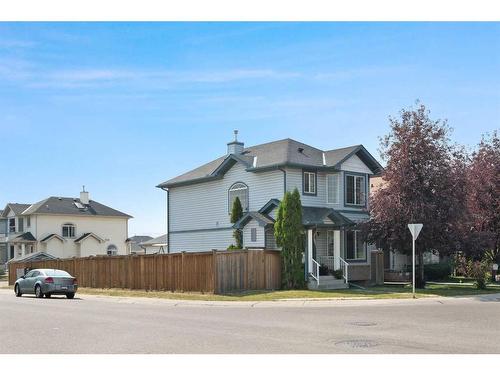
xmin=1 ymin=22 xmax=499 ymax=236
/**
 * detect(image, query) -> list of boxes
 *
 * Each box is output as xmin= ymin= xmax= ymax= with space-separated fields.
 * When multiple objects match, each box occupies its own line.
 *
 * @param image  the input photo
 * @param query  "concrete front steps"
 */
xmin=308 ymin=276 xmax=349 ymax=290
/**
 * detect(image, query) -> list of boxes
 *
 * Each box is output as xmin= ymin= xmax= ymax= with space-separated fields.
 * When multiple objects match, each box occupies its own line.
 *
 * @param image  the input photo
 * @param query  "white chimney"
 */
xmin=227 ymin=130 xmax=244 ymax=155
xmin=80 ymin=186 xmax=89 ymax=205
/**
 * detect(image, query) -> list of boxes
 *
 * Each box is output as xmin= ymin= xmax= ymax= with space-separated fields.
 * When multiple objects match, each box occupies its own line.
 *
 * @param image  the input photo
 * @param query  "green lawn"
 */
xmin=74 ymin=283 xmax=500 ymax=301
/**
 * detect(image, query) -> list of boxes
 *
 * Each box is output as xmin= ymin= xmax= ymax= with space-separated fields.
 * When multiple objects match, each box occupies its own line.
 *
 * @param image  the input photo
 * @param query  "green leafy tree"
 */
xmin=230 ymin=196 xmax=243 ymax=249
xmin=274 ymin=188 xmax=305 ymax=289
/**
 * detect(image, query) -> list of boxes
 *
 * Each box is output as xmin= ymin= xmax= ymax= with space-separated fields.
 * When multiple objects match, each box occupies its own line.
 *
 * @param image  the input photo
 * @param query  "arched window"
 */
xmin=62 ymin=223 xmax=76 ymax=238
xmin=228 ymin=182 xmax=249 ymax=213
xmin=107 ymin=245 xmax=118 ymax=256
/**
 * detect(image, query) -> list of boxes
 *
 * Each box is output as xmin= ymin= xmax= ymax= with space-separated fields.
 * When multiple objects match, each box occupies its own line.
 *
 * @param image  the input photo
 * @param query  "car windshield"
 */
xmin=44 ymin=270 xmax=71 ymax=277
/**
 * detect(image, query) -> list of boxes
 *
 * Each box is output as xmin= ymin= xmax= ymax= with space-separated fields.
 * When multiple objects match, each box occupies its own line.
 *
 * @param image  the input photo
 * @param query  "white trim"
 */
xmin=307 ymin=229 xmax=314 ymax=274
xmin=322 ymin=152 xmax=326 ymax=166
xmin=303 ymin=171 xmax=316 ymax=194
xmin=253 ymin=156 xmax=258 ymax=168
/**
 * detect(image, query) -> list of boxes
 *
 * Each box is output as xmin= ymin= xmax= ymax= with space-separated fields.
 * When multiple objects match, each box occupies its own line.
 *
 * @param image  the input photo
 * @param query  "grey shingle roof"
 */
xmin=158 ymin=138 xmax=382 ymax=188
xmin=22 ymin=197 xmax=132 ymax=218
xmin=127 ymin=235 xmax=154 ymax=243
xmin=139 ymin=234 xmax=167 ymax=246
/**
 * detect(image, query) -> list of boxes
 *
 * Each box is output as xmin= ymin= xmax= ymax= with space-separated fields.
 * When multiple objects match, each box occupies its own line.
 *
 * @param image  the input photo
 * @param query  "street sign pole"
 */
xmin=408 ymin=224 xmax=423 ymax=299
xmin=412 ymin=236 xmax=416 ymax=298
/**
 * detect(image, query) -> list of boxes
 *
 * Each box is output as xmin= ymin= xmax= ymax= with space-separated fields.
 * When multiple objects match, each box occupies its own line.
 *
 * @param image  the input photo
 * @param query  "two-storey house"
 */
xmin=1 ymin=189 xmax=132 ymax=261
xmin=157 ymin=132 xmax=383 ymax=284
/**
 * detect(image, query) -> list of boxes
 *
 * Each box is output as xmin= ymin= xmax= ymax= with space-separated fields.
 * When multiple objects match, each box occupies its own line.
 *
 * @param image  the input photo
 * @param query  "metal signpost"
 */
xmin=408 ymin=223 xmax=423 ymax=299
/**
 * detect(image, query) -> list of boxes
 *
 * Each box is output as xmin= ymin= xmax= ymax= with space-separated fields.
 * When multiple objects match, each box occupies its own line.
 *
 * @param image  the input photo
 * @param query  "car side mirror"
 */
xmin=21 ymin=275 xmax=25 ymax=279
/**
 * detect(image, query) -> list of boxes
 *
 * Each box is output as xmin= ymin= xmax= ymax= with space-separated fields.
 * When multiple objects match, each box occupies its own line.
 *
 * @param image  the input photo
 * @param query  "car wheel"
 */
xmin=45 ymin=293 xmax=52 ymax=298
xmin=35 ymin=285 xmax=44 ymax=298
xmin=14 ymin=284 xmax=22 ymax=297
xmin=66 ymin=293 xmax=75 ymax=299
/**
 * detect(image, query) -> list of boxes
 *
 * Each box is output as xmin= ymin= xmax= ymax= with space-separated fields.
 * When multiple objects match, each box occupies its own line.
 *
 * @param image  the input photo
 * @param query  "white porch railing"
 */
xmin=339 ymin=257 xmax=349 ymax=284
xmin=310 ymin=258 xmax=320 ymax=286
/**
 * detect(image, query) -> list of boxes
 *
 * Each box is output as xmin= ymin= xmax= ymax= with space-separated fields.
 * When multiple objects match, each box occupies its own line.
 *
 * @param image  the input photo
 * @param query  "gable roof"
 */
xmin=233 ymin=212 xmax=275 ymax=230
xmin=40 ymin=233 xmax=65 ymax=243
xmin=12 ymin=232 xmax=37 ymax=242
xmin=157 ymin=138 xmax=383 ymax=189
xmin=74 ymin=232 xmax=104 ymax=243
xmin=1 ymin=203 xmax=31 ymax=217
xmin=302 ymin=207 xmax=355 ymax=228
xmin=22 ymin=197 xmax=132 ymax=218
xmin=7 ymin=251 xmax=58 ymax=263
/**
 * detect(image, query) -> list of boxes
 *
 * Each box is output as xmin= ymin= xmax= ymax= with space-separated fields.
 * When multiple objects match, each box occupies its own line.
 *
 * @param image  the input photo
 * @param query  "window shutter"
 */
xmin=18 ymin=218 xmax=24 ymax=232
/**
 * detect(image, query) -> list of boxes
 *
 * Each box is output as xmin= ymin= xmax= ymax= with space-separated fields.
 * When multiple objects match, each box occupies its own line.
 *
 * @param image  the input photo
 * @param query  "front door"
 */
xmin=326 ymin=230 xmax=341 ymax=270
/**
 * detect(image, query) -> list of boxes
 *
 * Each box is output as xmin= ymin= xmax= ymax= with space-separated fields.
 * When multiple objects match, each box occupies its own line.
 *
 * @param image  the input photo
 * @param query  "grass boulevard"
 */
xmin=1 ymin=283 xmax=495 ymax=302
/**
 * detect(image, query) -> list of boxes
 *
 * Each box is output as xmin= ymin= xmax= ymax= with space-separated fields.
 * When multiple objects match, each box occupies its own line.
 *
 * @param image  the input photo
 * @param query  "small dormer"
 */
xmin=227 ymin=130 xmax=244 ymax=155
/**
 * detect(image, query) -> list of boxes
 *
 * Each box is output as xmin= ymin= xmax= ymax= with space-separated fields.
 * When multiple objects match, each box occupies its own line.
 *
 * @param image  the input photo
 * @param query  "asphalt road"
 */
xmin=1 ymin=289 xmax=499 ymax=354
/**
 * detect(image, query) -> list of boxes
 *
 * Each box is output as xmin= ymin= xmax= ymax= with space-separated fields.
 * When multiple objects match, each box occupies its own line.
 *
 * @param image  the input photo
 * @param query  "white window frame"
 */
xmin=326 ymin=173 xmax=340 ymax=204
xmin=62 ymin=223 xmax=76 ymax=239
xmin=9 ymin=218 xmax=16 ymax=233
xmin=345 ymin=174 xmax=366 ymax=206
xmin=303 ymin=171 xmax=316 ymax=195
xmin=250 ymin=228 xmax=257 ymax=242
xmin=107 ymin=245 xmax=118 ymax=256
xmin=228 ymin=182 xmax=249 ymax=213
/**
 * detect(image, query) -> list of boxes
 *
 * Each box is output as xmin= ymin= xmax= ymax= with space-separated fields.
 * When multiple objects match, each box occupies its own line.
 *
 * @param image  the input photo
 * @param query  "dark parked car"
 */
xmin=14 ymin=269 xmax=78 ymax=299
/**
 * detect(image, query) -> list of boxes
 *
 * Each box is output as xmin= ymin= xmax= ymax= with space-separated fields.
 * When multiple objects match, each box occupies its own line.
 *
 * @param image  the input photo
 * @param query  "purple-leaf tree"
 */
xmin=364 ymin=102 xmax=466 ymax=287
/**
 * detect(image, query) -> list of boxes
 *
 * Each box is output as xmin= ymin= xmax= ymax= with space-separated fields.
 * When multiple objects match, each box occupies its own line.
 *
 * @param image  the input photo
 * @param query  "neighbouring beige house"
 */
xmin=1 ymin=189 xmax=132 ymax=261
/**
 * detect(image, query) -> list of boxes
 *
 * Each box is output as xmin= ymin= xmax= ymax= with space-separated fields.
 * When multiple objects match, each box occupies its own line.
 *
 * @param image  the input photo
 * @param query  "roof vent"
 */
xmin=298 ymin=147 xmax=304 ymax=154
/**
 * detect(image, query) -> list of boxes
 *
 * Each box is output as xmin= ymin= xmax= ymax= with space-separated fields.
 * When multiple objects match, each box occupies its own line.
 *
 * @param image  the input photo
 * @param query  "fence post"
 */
xmin=181 ymin=251 xmax=186 ymax=292
xmin=212 ymin=250 xmax=217 ymax=294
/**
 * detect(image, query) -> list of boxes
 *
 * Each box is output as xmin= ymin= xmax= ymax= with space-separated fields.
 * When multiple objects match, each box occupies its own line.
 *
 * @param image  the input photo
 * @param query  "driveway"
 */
xmin=0 ymin=289 xmax=499 ymax=354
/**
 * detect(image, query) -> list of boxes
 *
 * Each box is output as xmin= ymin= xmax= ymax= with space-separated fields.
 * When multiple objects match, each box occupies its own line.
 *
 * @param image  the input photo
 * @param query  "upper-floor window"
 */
xmin=303 ymin=171 xmax=317 ymax=195
xmin=62 ymin=223 xmax=76 ymax=238
xmin=9 ymin=218 xmax=16 ymax=233
xmin=228 ymin=182 xmax=249 ymax=213
xmin=18 ymin=218 xmax=24 ymax=232
xmin=327 ymin=174 xmax=340 ymax=204
xmin=345 ymin=174 xmax=366 ymax=206
xmin=26 ymin=216 xmax=31 ymax=228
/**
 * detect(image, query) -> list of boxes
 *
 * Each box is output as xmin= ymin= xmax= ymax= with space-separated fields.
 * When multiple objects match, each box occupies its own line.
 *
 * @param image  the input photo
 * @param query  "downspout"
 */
xmin=278 ymin=167 xmax=287 ymax=195
xmin=161 ymin=187 xmax=170 ymax=254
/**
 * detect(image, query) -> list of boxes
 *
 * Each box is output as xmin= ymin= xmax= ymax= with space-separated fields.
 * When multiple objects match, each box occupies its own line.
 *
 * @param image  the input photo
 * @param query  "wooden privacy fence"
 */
xmin=8 ymin=250 xmax=281 ymax=294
